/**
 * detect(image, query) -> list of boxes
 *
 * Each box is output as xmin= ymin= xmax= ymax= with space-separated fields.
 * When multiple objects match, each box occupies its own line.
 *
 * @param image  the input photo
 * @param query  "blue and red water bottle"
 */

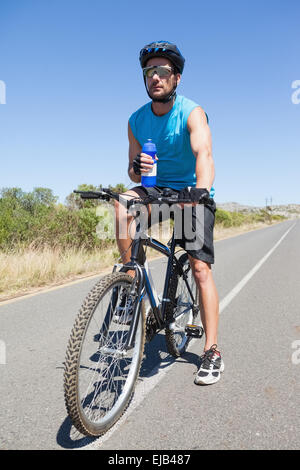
xmin=141 ymin=139 xmax=157 ymax=188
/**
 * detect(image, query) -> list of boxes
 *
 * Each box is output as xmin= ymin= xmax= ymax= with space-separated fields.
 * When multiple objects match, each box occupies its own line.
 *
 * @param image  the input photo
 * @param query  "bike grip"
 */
xmin=73 ymin=190 xmax=110 ymax=200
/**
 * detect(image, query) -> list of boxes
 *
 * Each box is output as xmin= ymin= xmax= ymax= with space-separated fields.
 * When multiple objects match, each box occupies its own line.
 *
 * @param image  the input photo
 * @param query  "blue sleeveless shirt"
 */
xmin=129 ymin=95 xmax=205 ymax=190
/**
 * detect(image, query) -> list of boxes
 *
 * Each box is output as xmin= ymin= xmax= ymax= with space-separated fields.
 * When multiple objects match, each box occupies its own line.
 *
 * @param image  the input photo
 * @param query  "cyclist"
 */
xmin=115 ymin=41 xmax=224 ymax=385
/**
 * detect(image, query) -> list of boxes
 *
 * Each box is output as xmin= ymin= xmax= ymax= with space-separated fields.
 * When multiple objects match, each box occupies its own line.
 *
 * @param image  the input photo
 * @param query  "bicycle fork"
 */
xmin=125 ymin=263 xmax=145 ymax=350
xmin=121 ymin=232 xmax=180 ymax=349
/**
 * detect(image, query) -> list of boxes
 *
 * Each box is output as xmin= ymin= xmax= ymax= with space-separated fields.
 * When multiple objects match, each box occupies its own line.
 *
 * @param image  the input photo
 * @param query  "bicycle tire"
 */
xmin=165 ymin=253 xmax=200 ymax=357
xmin=64 ymin=272 xmax=145 ymax=437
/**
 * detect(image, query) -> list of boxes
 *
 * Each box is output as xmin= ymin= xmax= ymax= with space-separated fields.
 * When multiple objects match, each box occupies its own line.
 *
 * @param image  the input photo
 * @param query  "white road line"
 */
xmin=86 ymin=221 xmax=296 ymax=449
xmin=219 ymin=222 xmax=296 ymax=313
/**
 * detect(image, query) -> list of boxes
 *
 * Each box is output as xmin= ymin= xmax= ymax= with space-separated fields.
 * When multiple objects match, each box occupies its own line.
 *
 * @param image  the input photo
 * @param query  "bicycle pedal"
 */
xmin=185 ymin=324 xmax=204 ymax=338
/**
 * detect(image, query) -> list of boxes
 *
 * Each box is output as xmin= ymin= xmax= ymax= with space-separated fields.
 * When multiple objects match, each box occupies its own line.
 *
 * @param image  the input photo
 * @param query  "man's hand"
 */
xmin=132 ymin=153 xmax=158 ymax=175
xmin=178 ymin=187 xmax=209 ymax=208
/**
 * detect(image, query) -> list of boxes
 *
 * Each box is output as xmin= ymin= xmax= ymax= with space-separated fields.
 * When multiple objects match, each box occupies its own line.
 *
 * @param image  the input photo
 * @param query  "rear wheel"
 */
xmin=64 ymin=273 xmax=145 ymax=436
xmin=165 ymin=253 xmax=200 ymax=357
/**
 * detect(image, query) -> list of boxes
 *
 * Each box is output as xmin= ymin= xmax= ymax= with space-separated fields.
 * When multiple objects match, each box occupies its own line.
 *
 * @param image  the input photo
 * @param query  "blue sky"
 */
xmin=0 ymin=0 xmax=299 ymax=206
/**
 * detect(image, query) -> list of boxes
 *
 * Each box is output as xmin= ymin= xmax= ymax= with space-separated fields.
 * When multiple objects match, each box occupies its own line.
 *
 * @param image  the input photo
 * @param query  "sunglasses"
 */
xmin=142 ymin=65 xmax=173 ymax=78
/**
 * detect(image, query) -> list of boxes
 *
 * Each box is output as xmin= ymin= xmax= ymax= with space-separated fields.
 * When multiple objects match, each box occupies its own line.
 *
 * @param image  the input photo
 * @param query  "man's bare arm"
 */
xmin=128 ymin=122 xmax=142 ymax=183
xmin=187 ymin=107 xmax=215 ymax=191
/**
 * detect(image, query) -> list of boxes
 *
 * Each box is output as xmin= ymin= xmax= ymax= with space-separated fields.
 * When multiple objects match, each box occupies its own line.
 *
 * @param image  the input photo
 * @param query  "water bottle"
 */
xmin=141 ymin=139 xmax=157 ymax=188
xmin=210 ymin=186 xmax=215 ymax=198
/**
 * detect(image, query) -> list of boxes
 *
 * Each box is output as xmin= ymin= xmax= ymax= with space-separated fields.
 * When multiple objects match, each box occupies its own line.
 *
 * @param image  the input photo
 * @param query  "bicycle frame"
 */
xmin=119 ymin=229 xmax=196 ymax=350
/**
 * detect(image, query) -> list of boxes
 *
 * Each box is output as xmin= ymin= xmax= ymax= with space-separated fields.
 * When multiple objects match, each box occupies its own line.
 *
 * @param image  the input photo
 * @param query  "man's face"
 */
xmin=144 ymin=57 xmax=181 ymax=101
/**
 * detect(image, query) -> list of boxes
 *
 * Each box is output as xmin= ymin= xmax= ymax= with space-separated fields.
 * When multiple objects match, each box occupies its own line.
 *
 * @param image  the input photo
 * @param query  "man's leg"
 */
xmin=189 ymin=257 xmax=224 ymax=385
xmin=188 ymin=257 xmax=219 ymax=351
xmin=114 ymin=188 xmax=148 ymax=277
xmin=184 ymin=201 xmax=224 ymax=385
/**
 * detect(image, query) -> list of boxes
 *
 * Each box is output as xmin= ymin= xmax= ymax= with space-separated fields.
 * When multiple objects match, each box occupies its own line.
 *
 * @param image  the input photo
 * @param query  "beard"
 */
xmin=147 ymin=82 xmax=177 ymax=103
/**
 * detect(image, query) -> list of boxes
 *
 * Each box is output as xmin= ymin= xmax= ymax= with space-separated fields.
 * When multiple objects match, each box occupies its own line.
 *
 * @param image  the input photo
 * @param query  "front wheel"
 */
xmin=64 ymin=272 xmax=145 ymax=436
xmin=165 ymin=253 xmax=200 ymax=357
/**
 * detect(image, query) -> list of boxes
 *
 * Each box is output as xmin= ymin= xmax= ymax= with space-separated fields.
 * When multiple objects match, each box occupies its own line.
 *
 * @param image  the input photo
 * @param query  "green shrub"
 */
xmin=215 ymin=209 xmax=233 ymax=227
xmin=0 ymin=186 xmax=286 ymax=253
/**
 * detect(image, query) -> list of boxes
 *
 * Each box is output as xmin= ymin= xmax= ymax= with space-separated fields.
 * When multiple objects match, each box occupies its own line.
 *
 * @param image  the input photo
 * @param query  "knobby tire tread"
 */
xmin=63 ymin=272 xmax=146 ymax=437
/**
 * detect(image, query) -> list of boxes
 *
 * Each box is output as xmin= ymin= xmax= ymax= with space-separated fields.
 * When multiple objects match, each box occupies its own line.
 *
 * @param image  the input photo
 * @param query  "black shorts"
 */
xmin=131 ymin=185 xmax=216 ymax=265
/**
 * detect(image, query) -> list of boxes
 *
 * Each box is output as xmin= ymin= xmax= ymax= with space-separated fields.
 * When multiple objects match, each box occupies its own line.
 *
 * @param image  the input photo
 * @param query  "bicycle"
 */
xmin=64 ymin=187 xmax=213 ymax=437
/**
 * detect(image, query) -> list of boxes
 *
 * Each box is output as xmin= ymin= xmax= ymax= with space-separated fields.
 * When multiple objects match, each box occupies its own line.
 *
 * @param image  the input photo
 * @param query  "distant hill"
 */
xmin=216 ymin=202 xmax=300 ymax=219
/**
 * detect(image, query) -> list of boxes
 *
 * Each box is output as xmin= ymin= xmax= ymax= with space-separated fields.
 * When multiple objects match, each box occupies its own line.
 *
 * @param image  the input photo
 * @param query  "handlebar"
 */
xmin=74 ymin=190 xmax=111 ymax=200
xmin=73 ymin=188 xmax=214 ymax=207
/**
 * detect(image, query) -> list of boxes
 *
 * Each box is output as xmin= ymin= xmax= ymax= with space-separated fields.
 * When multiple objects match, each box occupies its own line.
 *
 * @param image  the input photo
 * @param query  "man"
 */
xmin=115 ymin=41 xmax=224 ymax=385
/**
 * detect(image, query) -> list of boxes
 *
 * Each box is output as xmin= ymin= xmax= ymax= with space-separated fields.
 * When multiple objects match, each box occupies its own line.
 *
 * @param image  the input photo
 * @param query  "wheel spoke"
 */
xmin=165 ymin=255 xmax=200 ymax=356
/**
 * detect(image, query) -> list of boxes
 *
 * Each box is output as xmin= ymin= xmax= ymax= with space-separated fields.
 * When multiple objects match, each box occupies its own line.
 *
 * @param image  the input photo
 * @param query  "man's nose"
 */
xmin=151 ymin=72 xmax=160 ymax=81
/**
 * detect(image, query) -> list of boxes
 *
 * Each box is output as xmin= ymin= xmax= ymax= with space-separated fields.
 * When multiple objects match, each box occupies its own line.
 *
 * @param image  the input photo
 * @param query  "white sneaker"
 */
xmin=194 ymin=344 xmax=224 ymax=385
xmin=113 ymin=290 xmax=133 ymax=325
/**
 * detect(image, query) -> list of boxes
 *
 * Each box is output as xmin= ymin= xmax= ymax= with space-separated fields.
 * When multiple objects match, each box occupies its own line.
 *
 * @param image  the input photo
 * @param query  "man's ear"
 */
xmin=176 ymin=74 xmax=181 ymax=86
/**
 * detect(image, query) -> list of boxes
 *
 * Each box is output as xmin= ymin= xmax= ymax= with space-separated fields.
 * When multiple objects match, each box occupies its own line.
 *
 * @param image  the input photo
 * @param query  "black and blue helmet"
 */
xmin=139 ymin=41 xmax=185 ymax=74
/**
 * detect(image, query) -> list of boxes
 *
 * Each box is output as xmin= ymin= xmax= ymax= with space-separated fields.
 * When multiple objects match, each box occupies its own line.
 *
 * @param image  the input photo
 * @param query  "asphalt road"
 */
xmin=0 ymin=219 xmax=299 ymax=450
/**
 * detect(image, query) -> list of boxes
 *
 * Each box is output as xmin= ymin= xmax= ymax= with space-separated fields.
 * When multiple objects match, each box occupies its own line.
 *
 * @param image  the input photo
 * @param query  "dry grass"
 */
xmin=213 ymin=221 xmax=275 ymax=240
xmin=0 ymin=246 xmax=119 ymax=301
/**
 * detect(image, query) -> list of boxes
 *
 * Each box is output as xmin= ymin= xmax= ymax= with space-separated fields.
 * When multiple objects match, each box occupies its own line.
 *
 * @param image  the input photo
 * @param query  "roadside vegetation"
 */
xmin=0 ymin=185 xmax=286 ymax=300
